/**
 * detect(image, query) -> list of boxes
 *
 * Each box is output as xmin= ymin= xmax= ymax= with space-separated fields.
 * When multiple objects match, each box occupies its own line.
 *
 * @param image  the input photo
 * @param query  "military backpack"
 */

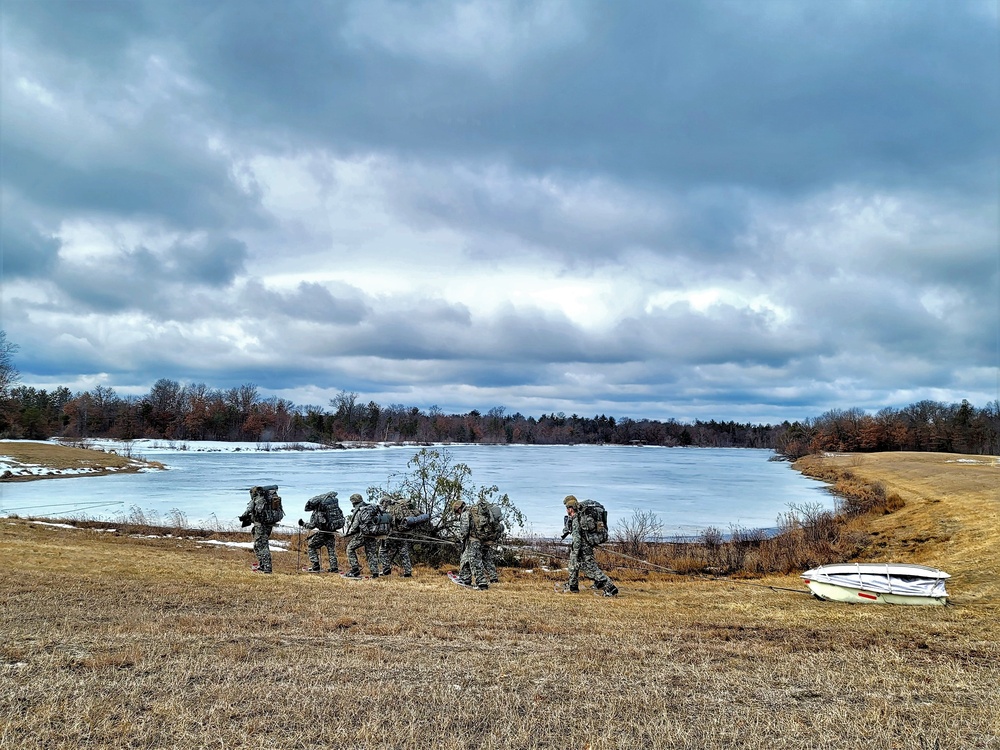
xmin=578 ymin=499 xmax=609 ymax=546
xmin=387 ymin=500 xmax=416 ymax=531
xmin=251 ymin=485 xmax=285 ymax=525
xmin=470 ymin=501 xmax=505 ymax=543
xmin=358 ymin=503 xmax=392 ymax=537
xmin=308 ymin=491 xmax=345 ymax=531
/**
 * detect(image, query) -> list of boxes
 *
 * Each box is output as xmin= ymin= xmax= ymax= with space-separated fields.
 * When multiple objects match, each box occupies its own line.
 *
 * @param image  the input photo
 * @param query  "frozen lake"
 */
xmin=0 ymin=441 xmax=833 ymax=537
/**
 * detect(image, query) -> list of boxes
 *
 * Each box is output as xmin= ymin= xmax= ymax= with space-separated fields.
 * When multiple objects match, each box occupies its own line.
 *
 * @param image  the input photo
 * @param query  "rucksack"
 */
xmin=359 ymin=503 xmax=392 ymax=537
xmin=470 ymin=501 xmax=505 ymax=543
xmin=387 ymin=500 xmax=416 ymax=531
xmin=578 ymin=500 xmax=608 ymax=546
xmin=251 ymin=485 xmax=285 ymax=525
xmin=309 ymin=491 xmax=345 ymax=531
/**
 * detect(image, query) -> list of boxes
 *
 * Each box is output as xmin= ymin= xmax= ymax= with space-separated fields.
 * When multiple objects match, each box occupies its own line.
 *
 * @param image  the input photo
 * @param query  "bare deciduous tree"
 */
xmin=0 ymin=331 xmax=20 ymax=398
xmin=612 ymin=508 xmax=664 ymax=559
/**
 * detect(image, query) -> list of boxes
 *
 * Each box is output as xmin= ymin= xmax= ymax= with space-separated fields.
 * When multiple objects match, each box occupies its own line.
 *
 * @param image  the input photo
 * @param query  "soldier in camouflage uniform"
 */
xmin=298 ymin=494 xmax=340 ymax=573
xmin=343 ymin=493 xmax=380 ymax=578
xmin=239 ymin=485 xmax=282 ymax=574
xmin=562 ymin=495 xmax=618 ymax=596
xmin=453 ymin=499 xmax=489 ymax=590
xmin=378 ymin=496 xmax=413 ymax=577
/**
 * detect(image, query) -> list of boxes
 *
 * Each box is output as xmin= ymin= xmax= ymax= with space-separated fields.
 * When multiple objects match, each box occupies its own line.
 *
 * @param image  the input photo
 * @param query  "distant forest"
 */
xmin=2 ymin=377 xmax=998 ymax=457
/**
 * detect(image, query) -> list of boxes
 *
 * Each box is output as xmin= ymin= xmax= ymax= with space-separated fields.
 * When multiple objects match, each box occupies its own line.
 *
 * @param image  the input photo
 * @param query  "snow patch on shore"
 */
xmin=0 ymin=461 xmax=149 ymax=479
xmin=15 ymin=519 xmax=290 ymax=552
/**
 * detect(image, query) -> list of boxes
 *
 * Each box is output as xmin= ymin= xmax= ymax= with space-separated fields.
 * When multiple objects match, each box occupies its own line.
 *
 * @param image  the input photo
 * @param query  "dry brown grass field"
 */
xmin=1 ymin=449 xmax=998 ymax=749
xmin=0 ymin=440 xmax=165 ymax=480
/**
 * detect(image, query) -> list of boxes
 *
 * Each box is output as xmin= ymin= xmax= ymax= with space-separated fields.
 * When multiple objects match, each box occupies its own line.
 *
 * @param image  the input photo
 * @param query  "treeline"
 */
xmin=2 ymin=378 xmax=776 ymax=447
xmin=776 ymin=400 xmax=1000 ymax=458
xmin=1 ymin=377 xmax=996 ymax=455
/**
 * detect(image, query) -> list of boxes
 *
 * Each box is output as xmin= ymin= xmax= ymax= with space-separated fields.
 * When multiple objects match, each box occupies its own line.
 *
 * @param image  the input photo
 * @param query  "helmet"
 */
xmin=304 ymin=498 xmax=318 ymax=512
xmin=563 ymin=495 xmax=579 ymax=508
xmin=350 ymin=493 xmax=363 ymax=504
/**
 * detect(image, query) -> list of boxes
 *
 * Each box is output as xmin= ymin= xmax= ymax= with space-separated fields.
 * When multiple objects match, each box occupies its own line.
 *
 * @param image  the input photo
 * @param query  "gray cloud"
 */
xmin=240 ymin=281 xmax=369 ymax=325
xmin=2 ymin=0 xmax=997 ymax=422
xmin=41 ymin=233 xmax=247 ymax=316
xmin=165 ymin=1 xmax=997 ymax=192
xmin=0 ymin=197 xmax=61 ymax=278
xmin=171 ymin=237 xmax=248 ymax=286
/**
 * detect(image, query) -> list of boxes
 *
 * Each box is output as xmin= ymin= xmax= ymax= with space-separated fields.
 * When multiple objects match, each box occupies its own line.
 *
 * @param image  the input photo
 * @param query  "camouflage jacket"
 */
xmin=458 ymin=508 xmax=473 ymax=543
xmin=303 ymin=508 xmax=333 ymax=532
xmin=345 ymin=502 xmax=371 ymax=537
xmin=568 ymin=512 xmax=587 ymax=553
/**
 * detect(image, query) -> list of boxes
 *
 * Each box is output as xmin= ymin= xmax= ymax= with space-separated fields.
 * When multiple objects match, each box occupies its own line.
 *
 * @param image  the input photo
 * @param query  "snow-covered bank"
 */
xmin=52 ymin=438 xmax=338 ymax=455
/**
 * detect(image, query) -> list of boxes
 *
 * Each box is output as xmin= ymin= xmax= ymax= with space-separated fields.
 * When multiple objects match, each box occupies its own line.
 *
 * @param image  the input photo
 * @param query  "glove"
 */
xmin=298 ymin=518 xmax=305 ymax=526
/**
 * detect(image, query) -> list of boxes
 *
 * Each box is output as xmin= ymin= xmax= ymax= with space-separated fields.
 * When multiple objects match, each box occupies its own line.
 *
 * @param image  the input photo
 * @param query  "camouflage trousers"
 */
xmin=482 ymin=544 xmax=499 ymax=583
xmin=568 ymin=542 xmax=610 ymax=588
xmin=379 ymin=537 xmax=412 ymax=576
xmin=307 ymin=531 xmax=339 ymax=572
xmin=346 ymin=535 xmax=380 ymax=576
xmin=252 ymin=523 xmax=274 ymax=573
xmin=458 ymin=537 xmax=487 ymax=586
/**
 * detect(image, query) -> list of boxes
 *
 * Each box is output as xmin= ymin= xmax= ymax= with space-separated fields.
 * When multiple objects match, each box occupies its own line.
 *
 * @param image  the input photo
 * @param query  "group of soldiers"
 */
xmin=300 ymin=491 xmax=421 ymax=579
xmin=241 ymin=486 xmax=618 ymax=597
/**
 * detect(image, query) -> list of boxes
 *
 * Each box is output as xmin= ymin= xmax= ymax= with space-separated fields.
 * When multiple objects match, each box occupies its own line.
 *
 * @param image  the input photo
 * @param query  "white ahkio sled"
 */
xmin=801 ymin=563 xmax=950 ymax=606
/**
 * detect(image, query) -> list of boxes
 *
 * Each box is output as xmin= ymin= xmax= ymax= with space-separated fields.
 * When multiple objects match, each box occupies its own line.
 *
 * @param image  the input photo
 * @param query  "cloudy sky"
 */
xmin=2 ymin=0 xmax=997 ymax=423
